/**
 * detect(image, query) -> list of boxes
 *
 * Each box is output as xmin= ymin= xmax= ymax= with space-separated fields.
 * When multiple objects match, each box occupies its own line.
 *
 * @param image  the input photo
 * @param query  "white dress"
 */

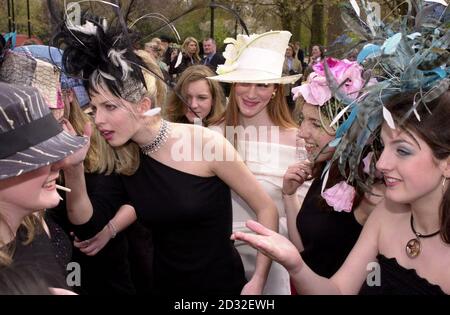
xmin=232 ymin=140 xmax=311 ymax=295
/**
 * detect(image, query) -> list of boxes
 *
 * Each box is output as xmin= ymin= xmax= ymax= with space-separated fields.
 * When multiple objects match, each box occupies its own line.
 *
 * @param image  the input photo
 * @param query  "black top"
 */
xmin=56 ymin=172 xmax=138 ymax=295
xmin=101 ymin=154 xmax=246 ymax=295
xmin=44 ymin=210 xmax=72 ymax=272
xmin=359 ymin=254 xmax=446 ymax=295
xmin=297 ymin=177 xmax=363 ymax=278
xmin=5 ymin=225 xmax=67 ymax=289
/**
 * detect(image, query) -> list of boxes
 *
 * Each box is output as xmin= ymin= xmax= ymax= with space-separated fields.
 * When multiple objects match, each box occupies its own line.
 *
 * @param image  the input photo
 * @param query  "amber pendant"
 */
xmin=405 ymin=238 xmax=421 ymax=258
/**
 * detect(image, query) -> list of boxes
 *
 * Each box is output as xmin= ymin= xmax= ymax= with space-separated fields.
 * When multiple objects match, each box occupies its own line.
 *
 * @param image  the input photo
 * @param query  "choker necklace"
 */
xmin=140 ymin=119 xmax=171 ymax=155
xmin=405 ymin=214 xmax=440 ymax=259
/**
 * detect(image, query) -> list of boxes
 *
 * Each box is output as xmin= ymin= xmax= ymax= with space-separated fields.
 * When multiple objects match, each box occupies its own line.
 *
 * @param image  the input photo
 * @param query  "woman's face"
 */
xmin=376 ymin=123 xmax=446 ymax=205
xmin=285 ymin=47 xmax=294 ymax=58
xmin=187 ymin=41 xmax=198 ymax=55
xmin=90 ymin=85 xmax=140 ymax=147
xmin=0 ymin=164 xmax=63 ymax=215
xmin=234 ymin=83 xmax=275 ymax=118
xmin=297 ymin=103 xmax=335 ymax=162
xmin=184 ymin=79 xmax=213 ymax=123
xmin=311 ymin=46 xmax=321 ymax=58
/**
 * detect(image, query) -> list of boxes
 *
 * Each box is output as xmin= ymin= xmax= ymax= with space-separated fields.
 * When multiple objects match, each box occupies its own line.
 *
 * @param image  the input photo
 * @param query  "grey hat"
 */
xmin=0 ymin=82 xmax=87 ymax=180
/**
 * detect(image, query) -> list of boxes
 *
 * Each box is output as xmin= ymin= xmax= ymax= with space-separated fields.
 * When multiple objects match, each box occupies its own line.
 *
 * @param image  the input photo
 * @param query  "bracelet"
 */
xmin=107 ymin=220 xmax=118 ymax=239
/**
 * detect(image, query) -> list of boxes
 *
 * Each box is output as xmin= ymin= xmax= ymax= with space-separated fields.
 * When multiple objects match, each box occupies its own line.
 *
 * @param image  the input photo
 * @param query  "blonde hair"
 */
xmin=181 ymin=37 xmax=201 ymax=63
xmin=165 ymin=65 xmax=225 ymax=126
xmin=0 ymin=213 xmax=42 ymax=267
xmin=211 ymin=83 xmax=297 ymax=147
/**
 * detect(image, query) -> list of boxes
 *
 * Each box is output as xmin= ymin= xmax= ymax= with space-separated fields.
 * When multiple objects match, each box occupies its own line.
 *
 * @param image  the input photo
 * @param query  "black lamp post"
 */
xmin=210 ymin=0 xmax=215 ymax=39
xmin=27 ymin=0 xmax=31 ymax=38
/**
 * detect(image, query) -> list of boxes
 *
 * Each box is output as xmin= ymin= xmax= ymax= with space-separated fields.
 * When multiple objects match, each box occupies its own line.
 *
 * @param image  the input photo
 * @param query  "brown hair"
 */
xmin=210 ymin=83 xmax=297 ymax=147
xmin=164 ymin=65 xmax=225 ymax=126
xmin=385 ymin=89 xmax=450 ymax=243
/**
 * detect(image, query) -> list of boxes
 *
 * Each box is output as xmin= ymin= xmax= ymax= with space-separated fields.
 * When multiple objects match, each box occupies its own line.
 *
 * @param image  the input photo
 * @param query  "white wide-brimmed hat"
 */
xmin=208 ymin=30 xmax=302 ymax=84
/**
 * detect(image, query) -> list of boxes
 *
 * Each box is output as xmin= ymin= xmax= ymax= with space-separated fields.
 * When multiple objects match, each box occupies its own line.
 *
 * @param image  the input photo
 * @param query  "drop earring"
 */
xmin=442 ymin=177 xmax=447 ymax=195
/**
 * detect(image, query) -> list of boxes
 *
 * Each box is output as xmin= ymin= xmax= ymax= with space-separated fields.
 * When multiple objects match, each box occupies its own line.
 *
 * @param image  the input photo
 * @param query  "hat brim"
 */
xmin=0 ymin=130 xmax=87 ymax=180
xmin=207 ymin=70 xmax=302 ymax=84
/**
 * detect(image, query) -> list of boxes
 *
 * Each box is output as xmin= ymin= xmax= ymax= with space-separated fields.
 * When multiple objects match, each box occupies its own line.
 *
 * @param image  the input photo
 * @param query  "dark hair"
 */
xmin=54 ymin=18 xmax=149 ymax=101
xmin=385 ymin=89 xmax=450 ymax=243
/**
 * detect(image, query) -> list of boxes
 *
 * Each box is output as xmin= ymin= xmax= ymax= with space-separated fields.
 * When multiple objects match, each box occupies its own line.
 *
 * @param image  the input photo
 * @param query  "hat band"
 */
xmin=0 ymin=114 xmax=63 ymax=159
xmin=238 ymin=47 xmax=284 ymax=77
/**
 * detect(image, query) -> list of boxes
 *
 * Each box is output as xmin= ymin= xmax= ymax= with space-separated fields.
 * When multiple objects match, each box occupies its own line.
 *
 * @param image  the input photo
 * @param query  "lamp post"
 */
xmin=27 ymin=0 xmax=31 ymax=38
xmin=210 ymin=0 xmax=215 ymax=39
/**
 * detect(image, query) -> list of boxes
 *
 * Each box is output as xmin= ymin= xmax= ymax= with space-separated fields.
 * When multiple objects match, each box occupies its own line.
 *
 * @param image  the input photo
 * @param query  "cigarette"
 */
xmin=59 ymin=195 xmax=64 ymax=201
xmin=55 ymin=184 xmax=71 ymax=192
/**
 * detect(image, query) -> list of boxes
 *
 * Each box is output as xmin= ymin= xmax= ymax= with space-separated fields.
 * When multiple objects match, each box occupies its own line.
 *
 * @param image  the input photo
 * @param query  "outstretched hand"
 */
xmin=232 ymin=220 xmax=303 ymax=274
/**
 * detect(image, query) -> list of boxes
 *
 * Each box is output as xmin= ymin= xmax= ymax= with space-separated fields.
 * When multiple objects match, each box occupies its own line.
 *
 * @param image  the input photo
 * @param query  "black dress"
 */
xmin=359 ymin=254 xmax=446 ymax=295
xmin=297 ymin=177 xmax=363 ymax=278
xmin=103 ymin=154 xmax=246 ymax=295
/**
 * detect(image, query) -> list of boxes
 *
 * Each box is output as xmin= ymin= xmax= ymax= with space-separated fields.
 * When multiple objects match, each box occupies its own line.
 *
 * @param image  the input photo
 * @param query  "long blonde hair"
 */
xmin=210 ymin=83 xmax=297 ymax=147
xmin=165 ymin=65 xmax=225 ymax=126
xmin=181 ymin=37 xmax=201 ymax=63
xmin=0 ymin=213 xmax=42 ymax=267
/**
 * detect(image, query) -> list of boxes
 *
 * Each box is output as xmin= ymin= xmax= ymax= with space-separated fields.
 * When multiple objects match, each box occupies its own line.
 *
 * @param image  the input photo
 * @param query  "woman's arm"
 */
xmin=74 ymin=205 xmax=137 ymax=256
xmin=61 ymin=122 xmax=94 ymax=225
xmin=282 ymin=161 xmax=313 ymax=251
xmin=210 ymin=134 xmax=278 ymax=295
xmin=233 ymin=203 xmax=383 ymax=294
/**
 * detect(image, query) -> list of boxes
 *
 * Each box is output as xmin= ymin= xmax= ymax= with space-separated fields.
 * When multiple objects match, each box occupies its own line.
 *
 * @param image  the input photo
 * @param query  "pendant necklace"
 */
xmin=405 ymin=214 xmax=440 ymax=258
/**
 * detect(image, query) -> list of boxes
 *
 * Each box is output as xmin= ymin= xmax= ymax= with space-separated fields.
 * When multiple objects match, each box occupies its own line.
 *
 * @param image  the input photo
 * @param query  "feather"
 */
xmin=174 ymin=52 xmax=183 ymax=69
xmin=68 ymin=21 xmax=98 ymax=35
xmin=108 ymin=49 xmax=133 ymax=80
xmin=383 ymin=106 xmax=396 ymax=129
xmin=98 ymin=70 xmax=116 ymax=81
xmin=341 ymin=4 xmax=373 ymax=40
xmin=143 ymin=107 xmax=162 ymax=117
xmin=350 ymin=0 xmax=361 ymax=17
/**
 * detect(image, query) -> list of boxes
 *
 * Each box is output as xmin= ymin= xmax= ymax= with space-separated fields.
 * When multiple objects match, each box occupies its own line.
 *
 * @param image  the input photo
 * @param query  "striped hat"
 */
xmin=0 ymin=82 xmax=87 ymax=180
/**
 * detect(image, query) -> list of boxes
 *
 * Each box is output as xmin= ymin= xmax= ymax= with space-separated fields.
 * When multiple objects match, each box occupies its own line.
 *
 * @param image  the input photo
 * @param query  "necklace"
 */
xmin=139 ymin=119 xmax=171 ymax=155
xmin=405 ymin=214 xmax=440 ymax=258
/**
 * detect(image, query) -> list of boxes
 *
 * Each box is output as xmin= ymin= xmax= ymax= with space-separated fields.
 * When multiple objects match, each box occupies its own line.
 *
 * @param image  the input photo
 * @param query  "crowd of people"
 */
xmin=0 ymin=0 xmax=449 ymax=296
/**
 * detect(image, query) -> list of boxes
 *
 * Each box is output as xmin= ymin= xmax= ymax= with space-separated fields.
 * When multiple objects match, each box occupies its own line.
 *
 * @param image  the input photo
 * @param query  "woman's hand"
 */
xmin=61 ymin=120 xmax=92 ymax=168
xmin=232 ymin=220 xmax=303 ymax=275
xmin=282 ymin=161 xmax=313 ymax=196
xmin=72 ymin=224 xmax=113 ymax=256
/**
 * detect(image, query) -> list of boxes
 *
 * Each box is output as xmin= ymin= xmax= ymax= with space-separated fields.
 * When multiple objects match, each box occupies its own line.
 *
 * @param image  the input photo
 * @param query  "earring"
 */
xmin=271 ymin=91 xmax=276 ymax=99
xmin=442 ymin=177 xmax=448 ymax=195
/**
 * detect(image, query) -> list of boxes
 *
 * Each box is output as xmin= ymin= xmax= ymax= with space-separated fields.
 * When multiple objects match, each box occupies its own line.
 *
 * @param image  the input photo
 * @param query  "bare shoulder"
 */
xmin=367 ymin=198 xmax=409 ymax=230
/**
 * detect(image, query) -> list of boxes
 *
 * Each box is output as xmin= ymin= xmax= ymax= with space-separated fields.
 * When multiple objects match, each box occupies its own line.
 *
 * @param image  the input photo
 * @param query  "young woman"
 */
xmin=165 ymin=65 xmax=225 ymax=126
xmin=169 ymin=36 xmax=201 ymax=79
xmin=0 ymin=82 xmax=87 ymax=290
xmin=208 ymin=30 xmax=308 ymax=294
xmin=56 ymin=19 xmax=277 ymax=295
xmin=233 ymin=89 xmax=450 ymax=294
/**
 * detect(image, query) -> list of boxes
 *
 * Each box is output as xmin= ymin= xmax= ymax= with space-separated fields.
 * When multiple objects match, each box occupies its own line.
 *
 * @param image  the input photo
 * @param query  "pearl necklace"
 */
xmin=139 ymin=119 xmax=171 ymax=155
